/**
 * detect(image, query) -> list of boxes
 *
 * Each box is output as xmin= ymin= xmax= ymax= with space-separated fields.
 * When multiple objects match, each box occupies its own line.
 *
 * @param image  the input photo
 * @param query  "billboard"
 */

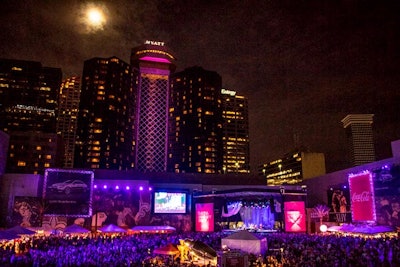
xmin=284 ymin=201 xmax=306 ymax=232
xmin=195 ymin=203 xmax=214 ymax=232
xmin=12 ymin=196 xmax=42 ymax=227
xmin=348 ymin=171 xmax=376 ymax=223
xmin=43 ymin=169 xmax=94 ymax=217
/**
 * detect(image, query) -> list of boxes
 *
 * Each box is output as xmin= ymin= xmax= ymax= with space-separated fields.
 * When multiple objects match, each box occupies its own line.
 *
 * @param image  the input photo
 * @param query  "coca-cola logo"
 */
xmin=352 ymin=191 xmax=370 ymax=202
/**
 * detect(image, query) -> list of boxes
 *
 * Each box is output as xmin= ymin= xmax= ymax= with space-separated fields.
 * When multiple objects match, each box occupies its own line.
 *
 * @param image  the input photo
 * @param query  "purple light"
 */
xmin=343 ymin=185 xmax=347 ymax=189
xmin=115 ymin=185 xmax=120 ymax=190
xmin=149 ymin=187 xmax=152 ymax=191
xmin=103 ymin=185 xmax=107 ymax=189
xmin=94 ymin=184 xmax=98 ymax=189
xmin=126 ymin=186 xmax=130 ymax=190
xmin=140 ymin=56 xmax=171 ymax=63
xmin=139 ymin=186 xmax=143 ymax=191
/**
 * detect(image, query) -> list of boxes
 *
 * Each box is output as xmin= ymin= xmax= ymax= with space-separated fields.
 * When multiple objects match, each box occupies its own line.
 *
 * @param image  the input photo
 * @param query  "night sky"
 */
xmin=1 ymin=0 xmax=400 ymax=172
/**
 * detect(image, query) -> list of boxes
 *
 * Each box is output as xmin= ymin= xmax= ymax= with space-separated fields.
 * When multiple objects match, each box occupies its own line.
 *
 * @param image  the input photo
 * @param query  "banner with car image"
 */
xmin=43 ymin=169 xmax=94 ymax=217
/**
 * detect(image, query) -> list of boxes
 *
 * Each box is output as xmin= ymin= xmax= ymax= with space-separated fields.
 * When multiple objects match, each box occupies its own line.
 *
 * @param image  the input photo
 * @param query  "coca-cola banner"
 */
xmin=348 ymin=171 xmax=376 ymax=223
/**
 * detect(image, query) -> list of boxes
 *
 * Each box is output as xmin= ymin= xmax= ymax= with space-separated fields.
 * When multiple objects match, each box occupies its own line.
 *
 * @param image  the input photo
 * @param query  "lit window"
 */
xmin=17 ymin=161 xmax=26 ymax=166
xmin=45 ymin=155 xmax=52 ymax=159
xmin=44 ymin=163 xmax=50 ymax=167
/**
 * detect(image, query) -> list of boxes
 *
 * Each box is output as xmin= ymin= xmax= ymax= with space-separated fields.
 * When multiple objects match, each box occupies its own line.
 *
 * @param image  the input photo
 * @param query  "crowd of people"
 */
xmin=0 ymin=230 xmax=399 ymax=266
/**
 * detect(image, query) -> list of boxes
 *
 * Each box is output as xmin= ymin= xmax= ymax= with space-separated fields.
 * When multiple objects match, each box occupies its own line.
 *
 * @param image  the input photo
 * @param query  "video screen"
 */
xmin=153 ymin=192 xmax=187 ymax=214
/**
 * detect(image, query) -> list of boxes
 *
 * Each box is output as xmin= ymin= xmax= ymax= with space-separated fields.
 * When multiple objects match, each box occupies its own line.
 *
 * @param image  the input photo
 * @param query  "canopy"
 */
xmin=0 ymin=231 xmax=20 ymax=240
xmin=221 ymin=230 xmax=267 ymax=255
xmin=6 ymin=225 xmax=36 ymax=235
xmin=98 ymin=224 xmax=127 ymax=233
xmin=153 ymin=243 xmax=179 ymax=256
xmin=63 ymin=224 xmax=90 ymax=234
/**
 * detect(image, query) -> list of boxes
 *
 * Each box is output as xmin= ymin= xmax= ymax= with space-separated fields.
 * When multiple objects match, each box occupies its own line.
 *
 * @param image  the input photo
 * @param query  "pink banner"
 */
xmin=284 ymin=201 xmax=306 ymax=232
xmin=195 ymin=203 xmax=214 ymax=232
xmin=348 ymin=171 xmax=376 ymax=222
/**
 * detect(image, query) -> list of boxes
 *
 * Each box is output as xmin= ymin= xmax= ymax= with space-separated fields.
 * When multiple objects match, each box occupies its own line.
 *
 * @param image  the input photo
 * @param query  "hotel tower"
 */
xmin=131 ymin=41 xmax=176 ymax=172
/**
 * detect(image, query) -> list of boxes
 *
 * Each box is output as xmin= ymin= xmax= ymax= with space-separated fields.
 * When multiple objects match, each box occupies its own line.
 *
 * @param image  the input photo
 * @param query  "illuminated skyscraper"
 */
xmin=260 ymin=151 xmax=326 ymax=186
xmin=131 ymin=41 xmax=176 ymax=173
xmin=56 ymin=76 xmax=81 ymax=168
xmin=341 ymin=114 xmax=375 ymax=166
xmin=74 ymin=57 xmax=134 ymax=170
xmin=221 ymin=88 xmax=250 ymax=173
xmin=0 ymin=58 xmax=62 ymax=174
xmin=168 ymin=66 xmax=223 ymax=174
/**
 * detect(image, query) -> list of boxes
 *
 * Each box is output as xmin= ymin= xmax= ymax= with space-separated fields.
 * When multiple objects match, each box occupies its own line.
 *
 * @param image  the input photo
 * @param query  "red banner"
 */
xmin=195 ymin=203 xmax=214 ymax=232
xmin=284 ymin=201 xmax=306 ymax=232
xmin=348 ymin=171 xmax=376 ymax=222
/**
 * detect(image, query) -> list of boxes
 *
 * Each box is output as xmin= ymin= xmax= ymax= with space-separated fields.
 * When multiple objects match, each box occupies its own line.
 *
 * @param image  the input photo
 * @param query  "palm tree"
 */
xmin=313 ymin=204 xmax=330 ymax=226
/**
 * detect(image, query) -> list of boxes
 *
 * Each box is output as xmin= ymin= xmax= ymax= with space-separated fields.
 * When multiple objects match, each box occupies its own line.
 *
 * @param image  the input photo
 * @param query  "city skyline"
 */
xmin=1 ymin=1 xmax=399 ymax=172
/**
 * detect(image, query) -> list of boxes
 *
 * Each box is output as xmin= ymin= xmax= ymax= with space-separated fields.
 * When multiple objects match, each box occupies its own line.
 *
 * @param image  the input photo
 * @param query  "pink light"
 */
xmin=139 ymin=186 xmax=143 ymax=191
xmin=94 ymin=184 xmax=98 ymax=189
xmin=103 ymin=185 xmax=107 ymax=189
xmin=148 ymin=187 xmax=152 ymax=191
xmin=126 ymin=186 xmax=130 ymax=190
xmin=115 ymin=185 xmax=119 ymax=190
xmin=140 ymin=56 xmax=171 ymax=63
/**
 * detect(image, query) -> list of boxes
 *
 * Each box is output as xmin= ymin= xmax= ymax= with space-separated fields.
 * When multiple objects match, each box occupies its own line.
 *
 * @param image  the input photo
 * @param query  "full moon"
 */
xmin=87 ymin=8 xmax=105 ymax=27
xmin=79 ymin=4 xmax=107 ymax=33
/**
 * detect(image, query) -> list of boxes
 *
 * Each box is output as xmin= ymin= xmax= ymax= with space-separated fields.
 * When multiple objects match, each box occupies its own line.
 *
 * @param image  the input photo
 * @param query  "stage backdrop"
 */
xmin=43 ymin=169 xmax=94 ymax=217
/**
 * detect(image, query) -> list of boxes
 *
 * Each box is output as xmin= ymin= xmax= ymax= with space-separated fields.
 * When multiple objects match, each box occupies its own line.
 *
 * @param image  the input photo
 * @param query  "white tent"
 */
xmin=221 ymin=230 xmax=267 ymax=255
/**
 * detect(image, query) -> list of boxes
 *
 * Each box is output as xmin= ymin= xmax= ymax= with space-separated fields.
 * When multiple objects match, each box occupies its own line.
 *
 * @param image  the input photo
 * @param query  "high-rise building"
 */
xmin=341 ymin=114 xmax=375 ymax=166
xmin=131 ymin=41 xmax=176 ymax=173
xmin=56 ymin=76 xmax=81 ymax=168
xmin=260 ymin=151 xmax=326 ymax=186
xmin=74 ymin=57 xmax=134 ymax=170
xmin=0 ymin=131 xmax=9 ymax=176
xmin=0 ymin=58 xmax=62 ymax=174
xmin=221 ymin=88 xmax=250 ymax=174
xmin=168 ymin=66 xmax=223 ymax=174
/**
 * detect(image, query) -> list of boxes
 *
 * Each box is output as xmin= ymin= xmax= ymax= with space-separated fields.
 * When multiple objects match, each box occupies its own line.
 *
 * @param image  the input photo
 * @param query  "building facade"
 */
xmin=168 ymin=66 xmax=223 ymax=174
xmin=341 ymin=114 xmax=375 ymax=167
xmin=260 ymin=151 xmax=326 ymax=186
xmin=221 ymin=88 xmax=250 ymax=174
xmin=0 ymin=131 xmax=9 ymax=176
xmin=56 ymin=76 xmax=81 ymax=168
xmin=0 ymin=58 xmax=62 ymax=174
xmin=74 ymin=57 xmax=134 ymax=170
xmin=131 ymin=41 xmax=176 ymax=173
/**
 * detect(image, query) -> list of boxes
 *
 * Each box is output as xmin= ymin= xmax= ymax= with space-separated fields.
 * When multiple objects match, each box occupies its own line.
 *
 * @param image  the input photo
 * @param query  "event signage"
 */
xmin=195 ymin=203 xmax=214 ymax=232
xmin=284 ymin=201 xmax=306 ymax=232
xmin=348 ymin=171 xmax=376 ymax=223
xmin=145 ymin=40 xmax=165 ymax=46
xmin=43 ymin=169 xmax=94 ymax=217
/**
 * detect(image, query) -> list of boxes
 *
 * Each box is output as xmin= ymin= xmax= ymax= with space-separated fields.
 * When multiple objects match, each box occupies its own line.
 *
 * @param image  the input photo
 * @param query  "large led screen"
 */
xmin=348 ymin=171 xmax=376 ymax=223
xmin=43 ymin=169 xmax=94 ymax=217
xmin=153 ymin=192 xmax=187 ymax=214
xmin=284 ymin=201 xmax=306 ymax=232
xmin=195 ymin=203 xmax=214 ymax=232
